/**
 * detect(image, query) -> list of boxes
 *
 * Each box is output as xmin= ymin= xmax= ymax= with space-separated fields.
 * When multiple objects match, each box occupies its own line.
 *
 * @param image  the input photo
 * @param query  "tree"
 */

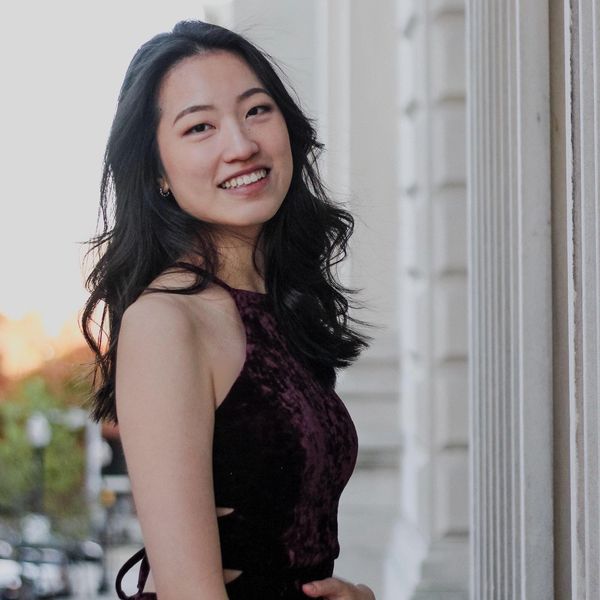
xmin=0 ymin=375 xmax=89 ymax=538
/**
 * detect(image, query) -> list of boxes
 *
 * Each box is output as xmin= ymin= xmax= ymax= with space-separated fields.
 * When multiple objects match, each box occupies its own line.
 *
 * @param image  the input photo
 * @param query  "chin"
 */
xmin=229 ymin=202 xmax=284 ymax=226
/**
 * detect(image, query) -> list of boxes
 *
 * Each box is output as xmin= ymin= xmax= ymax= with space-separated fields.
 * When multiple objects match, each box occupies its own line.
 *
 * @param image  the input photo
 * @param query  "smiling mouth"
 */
xmin=218 ymin=168 xmax=271 ymax=189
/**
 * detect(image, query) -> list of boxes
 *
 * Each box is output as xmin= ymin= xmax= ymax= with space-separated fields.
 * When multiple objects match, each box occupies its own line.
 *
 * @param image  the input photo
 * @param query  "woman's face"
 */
xmin=155 ymin=51 xmax=294 ymax=238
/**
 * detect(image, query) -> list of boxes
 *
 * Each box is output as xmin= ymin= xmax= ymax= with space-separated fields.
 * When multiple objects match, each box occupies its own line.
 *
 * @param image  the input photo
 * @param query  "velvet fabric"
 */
xmin=115 ymin=277 xmax=358 ymax=599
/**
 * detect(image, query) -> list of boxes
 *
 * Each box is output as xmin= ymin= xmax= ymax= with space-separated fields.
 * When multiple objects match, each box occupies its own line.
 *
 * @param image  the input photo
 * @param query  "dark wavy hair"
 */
xmin=80 ymin=19 xmax=374 ymax=425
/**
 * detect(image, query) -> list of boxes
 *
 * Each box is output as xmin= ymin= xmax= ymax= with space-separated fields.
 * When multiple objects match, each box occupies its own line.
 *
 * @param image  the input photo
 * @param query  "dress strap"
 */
xmin=209 ymin=274 xmax=268 ymax=297
xmin=169 ymin=261 xmax=234 ymax=293
xmin=210 ymin=274 xmax=236 ymax=292
xmin=115 ymin=546 xmax=156 ymax=599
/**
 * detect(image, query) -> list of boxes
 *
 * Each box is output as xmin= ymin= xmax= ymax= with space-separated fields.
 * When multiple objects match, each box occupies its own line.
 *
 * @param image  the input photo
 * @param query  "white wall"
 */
xmin=385 ymin=1 xmax=470 ymax=598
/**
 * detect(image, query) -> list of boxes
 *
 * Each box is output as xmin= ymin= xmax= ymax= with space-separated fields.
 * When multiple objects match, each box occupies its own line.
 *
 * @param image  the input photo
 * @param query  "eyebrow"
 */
xmin=172 ymin=87 xmax=272 ymax=126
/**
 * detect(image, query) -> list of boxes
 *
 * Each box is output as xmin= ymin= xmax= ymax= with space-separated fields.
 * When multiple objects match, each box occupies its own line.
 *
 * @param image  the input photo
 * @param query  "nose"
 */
xmin=221 ymin=120 xmax=259 ymax=162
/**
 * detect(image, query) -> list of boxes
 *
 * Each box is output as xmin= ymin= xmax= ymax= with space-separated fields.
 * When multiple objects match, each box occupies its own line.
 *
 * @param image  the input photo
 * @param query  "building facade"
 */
xmin=204 ymin=1 xmax=600 ymax=598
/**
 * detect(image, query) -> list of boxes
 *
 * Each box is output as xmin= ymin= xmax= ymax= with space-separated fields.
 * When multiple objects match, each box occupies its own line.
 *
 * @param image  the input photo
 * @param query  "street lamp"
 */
xmin=26 ymin=412 xmax=52 ymax=515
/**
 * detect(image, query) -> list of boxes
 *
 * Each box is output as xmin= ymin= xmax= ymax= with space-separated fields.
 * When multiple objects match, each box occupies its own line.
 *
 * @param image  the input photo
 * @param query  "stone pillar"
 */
xmin=231 ymin=0 xmax=319 ymax=113
xmin=384 ymin=1 xmax=470 ymax=598
xmin=314 ymin=1 xmax=401 ymax=594
xmin=313 ymin=0 xmax=400 ymax=449
xmin=466 ymin=1 xmax=553 ymax=598
xmin=566 ymin=2 xmax=600 ymax=594
xmin=551 ymin=0 xmax=600 ymax=597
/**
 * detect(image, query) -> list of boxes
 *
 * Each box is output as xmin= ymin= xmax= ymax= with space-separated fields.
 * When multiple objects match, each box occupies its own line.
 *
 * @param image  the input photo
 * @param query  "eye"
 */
xmin=184 ymin=105 xmax=273 ymax=136
xmin=247 ymin=104 xmax=273 ymax=117
xmin=185 ymin=122 xmax=212 ymax=135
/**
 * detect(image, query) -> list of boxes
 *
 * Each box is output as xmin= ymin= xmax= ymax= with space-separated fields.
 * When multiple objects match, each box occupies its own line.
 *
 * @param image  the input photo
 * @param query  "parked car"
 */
xmin=63 ymin=539 xmax=103 ymax=564
xmin=15 ymin=546 xmax=71 ymax=598
xmin=0 ymin=558 xmax=36 ymax=600
xmin=62 ymin=539 xmax=106 ymax=596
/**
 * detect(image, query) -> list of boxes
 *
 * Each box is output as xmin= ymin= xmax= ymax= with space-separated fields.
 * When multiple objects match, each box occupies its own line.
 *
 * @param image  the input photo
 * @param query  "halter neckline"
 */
xmin=211 ymin=274 xmax=268 ymax=297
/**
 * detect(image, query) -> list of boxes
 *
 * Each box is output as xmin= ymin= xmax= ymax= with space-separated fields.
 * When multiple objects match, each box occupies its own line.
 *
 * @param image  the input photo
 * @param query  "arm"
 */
xmin=116 ymin=295 xmax=229 ymax=600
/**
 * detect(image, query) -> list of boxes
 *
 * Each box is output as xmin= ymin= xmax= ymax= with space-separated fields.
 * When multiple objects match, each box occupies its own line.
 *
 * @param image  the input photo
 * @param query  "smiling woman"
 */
xmin=80 ymin=19 xmax=375 ymax=600
xmin=155 ymin=51 xmax=293 ymax=233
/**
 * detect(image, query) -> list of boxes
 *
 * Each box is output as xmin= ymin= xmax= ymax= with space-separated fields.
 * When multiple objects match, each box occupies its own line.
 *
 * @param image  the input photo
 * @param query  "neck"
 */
xmin=184 ymin=227 xmax=267 ymax=292
xmin=217 ymin=242 xmax=266 ymax=292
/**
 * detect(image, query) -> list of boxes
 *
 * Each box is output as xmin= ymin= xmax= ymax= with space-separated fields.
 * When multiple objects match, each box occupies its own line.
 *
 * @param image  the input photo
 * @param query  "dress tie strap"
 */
xmin=115 ymin=546 xmax=156 ymax=599
xmin=210 ymin=274 xmax=235 ymax=292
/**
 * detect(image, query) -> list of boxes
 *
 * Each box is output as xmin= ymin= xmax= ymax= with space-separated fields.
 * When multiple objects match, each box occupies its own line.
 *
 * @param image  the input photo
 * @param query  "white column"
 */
xmin=317 ymin=0 xmax=400 ymax=455
xmin=567 ymin=2 xmax=600 ymax=594
xmin=315 ymin=1 xmax=401 ymax=595
xmin=385 ymin=1 xmax=470 ymax=598
xmin=466 ymin=1 xmax=553 ymax=598
xmin=552 ymin=0 xmax=600 ymax=597
xmin=231 ymin=0 xmax=319 ymax=113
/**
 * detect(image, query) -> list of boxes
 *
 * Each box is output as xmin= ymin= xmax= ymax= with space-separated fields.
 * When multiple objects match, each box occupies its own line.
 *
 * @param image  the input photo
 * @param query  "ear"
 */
xmin=157 ymin=176 xmax=170 ymax=194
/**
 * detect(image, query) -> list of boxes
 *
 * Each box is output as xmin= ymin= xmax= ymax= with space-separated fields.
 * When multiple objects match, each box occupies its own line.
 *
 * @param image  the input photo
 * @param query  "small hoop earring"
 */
xmin=159 ymin=186 xmax=171 ymax=198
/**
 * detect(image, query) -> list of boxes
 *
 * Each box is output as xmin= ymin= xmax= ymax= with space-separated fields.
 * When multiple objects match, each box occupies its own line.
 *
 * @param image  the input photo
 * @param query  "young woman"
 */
xmin=81 ymin=19 xmax=376 ymax=600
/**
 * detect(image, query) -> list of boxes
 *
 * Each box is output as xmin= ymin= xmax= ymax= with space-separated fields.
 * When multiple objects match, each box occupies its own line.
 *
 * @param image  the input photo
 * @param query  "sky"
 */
xmin=0 ymin=1 xmax=231 ymax=337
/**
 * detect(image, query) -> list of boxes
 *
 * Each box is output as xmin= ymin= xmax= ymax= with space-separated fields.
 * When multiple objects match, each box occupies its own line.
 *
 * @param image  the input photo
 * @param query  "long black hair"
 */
xmin=80 ymin=20 xmax=374 ymax=425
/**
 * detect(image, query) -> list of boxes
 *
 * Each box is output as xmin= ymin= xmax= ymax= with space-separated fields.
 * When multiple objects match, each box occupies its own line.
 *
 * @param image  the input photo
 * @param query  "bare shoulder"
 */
xmin=138 ymin=268 xmax=236 ymax=322
xmin=118 ymin=273 xmax=244 ymax=413
xmin=116 ymin=292 xmax=214 ymax=424
xmin=117 ymin=289 xmax=215 ymax=422
xmin=123 ymin=272 xmax=232 ymax=341
xmin=122 ymin=292 xmax=194 ymax=337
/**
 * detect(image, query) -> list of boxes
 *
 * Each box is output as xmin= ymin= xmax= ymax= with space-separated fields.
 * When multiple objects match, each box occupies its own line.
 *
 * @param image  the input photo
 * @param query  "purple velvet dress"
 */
xmin=115 ymin=276 xmax=359 ymax=599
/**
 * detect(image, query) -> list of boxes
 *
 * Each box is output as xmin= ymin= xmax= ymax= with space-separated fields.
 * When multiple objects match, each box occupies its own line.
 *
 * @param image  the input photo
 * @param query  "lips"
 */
xmin=218 ymin=169 xmax=271 ymax=196
xmin=218 ymin=166 xmax=271 ymax=188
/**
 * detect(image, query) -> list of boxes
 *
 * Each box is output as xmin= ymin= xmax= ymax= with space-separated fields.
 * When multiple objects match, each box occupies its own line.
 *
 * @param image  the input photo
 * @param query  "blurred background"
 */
xmin=4 ymin=0 xmax=594 ymax=599
xmin=0 ymin=1 xmax=401 ymax=598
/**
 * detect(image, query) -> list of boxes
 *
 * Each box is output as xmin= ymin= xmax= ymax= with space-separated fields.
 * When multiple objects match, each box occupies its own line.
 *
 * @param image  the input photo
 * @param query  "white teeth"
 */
xmin=221 ymin=168 xmax=268 ymax=189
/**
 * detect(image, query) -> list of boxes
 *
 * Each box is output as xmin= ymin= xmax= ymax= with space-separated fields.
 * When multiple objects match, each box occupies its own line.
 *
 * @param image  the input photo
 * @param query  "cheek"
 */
xmin=163 ymin=145 xmax=212 ymax=186
xmin=272 ymin=127 xmax=293 ymax=167
xmin=266 ymin=115 xmax=292 ymax=155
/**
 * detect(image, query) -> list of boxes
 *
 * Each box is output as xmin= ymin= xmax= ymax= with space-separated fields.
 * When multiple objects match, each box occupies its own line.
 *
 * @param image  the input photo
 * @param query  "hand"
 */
xmin=302 ymin=576 xmax=376 ymax=599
